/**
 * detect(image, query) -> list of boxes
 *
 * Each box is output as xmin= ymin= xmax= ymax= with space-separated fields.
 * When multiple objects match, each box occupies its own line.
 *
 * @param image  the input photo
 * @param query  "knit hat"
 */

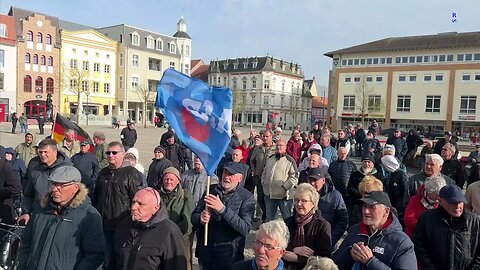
xmin=381 ymin=155 xmax=400 ymax=173
xmin=126 ymin=148 xmax=140 ymax=161
xmin=361 ymin=154 xmax=375 ymax=163
xmin=154 ymin=146 xmax=166 ymax=155
xmin=383 ymin=144 xmax=396 ymax=153
xmin=49 ymin=166 xmax=82 ymax=183
xmin=163 ymin=167 xmax=181 ymax=180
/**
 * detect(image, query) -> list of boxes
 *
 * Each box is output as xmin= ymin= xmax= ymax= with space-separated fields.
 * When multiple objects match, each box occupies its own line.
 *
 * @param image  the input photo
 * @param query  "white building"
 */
xmin=0 ymin=14 xmax=17 ymax=121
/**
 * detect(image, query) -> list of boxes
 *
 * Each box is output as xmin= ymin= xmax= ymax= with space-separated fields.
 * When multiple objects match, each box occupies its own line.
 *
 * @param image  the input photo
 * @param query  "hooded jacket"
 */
xmin=110 ymin=206 xmax=187 ymax=270
xmin=22 ymin=151 xmax=72 ymax=214
xmin=18 ymin=185 xmax=105 ymax=270
xmin=413 ymin=207 xmax=480 ymax=270
xmin=334 ymin=214 xmax=417 ymax=270
xmin=318 ymin=178 xmax=349 ymax=245
xmin=0 ymin=159 xmax=22 ymax=225
xmin=298 ymin=144 xmax=329 ymax=172
xmin=15 ymin=136 xmax=38 ymax=166
xmin=159 ymin=185 xmax=194 ymax=238
xmin=5 ymin=147 xmax=27 ymax=186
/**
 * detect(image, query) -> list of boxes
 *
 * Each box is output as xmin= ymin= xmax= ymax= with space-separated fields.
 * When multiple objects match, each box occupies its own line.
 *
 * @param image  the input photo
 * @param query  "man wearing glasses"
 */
xmin=111 ymin=187 xmax=187 ymax=270
xmin=93 ymin=141 xmax=144 ymax=269
xmin=18 ymin=166 xmax=105 ymax=270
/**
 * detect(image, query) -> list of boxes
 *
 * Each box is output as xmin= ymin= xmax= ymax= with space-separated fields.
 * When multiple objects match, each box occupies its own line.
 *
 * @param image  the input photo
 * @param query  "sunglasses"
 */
xmin=106 ymin=151 xmax=122 ymax=156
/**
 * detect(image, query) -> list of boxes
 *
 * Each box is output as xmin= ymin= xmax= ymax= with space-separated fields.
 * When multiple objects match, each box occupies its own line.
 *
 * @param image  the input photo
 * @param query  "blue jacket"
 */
xmin=71 ymin=151 xmax=100 ymax=196
xmin=333 ymin=214 xmax=417 ymax=270
xmin=192 ymin=184 xmax=255 ymax=270
xmin=385 ymin=136 xmax=408 ymax=160
xmin=319 ymin=179 xmax=349 ymax=245
xmin=322 ymin=145 xmax=338 ymax=165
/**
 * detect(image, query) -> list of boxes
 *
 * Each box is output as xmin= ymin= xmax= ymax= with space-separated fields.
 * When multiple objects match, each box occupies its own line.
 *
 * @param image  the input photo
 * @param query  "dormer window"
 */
xmin=243 ymin=62 xmax=248 ymax=69
xmin=253 ymin=61 xmax=258 ymax=68
xmin=233 ymin=63 xmax=238 ymax=69
xmin=156 ymin=39 xmax=163 ymax=50
xmin=169 ymin=42 xmax=176 ymax=53
xmin=223 ymin=63 xmax=228 ymax=69
xmin=146 ymin=36 xmax=154 ymax=49
xmin=131 ymin=32 xmax=140 ymax=46
xmin=272 ymin=63 xmax=276 ymax=69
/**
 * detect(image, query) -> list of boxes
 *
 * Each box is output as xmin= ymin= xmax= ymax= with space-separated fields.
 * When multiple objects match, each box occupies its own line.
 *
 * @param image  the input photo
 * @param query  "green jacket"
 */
xmin=57 ymin=139 xmax=81 ymax=158
xmin=94 ymin=143 xmax=108 ymax=168
xmin=15 ymin=142 xmax=38 ymax=166
xmin=19 ymin=115 xmax=28 ymax=125
xmin=159 ymin=186 xmax=194 ymax=238
xmin=18 ymin=185 xmax=105 ymax=270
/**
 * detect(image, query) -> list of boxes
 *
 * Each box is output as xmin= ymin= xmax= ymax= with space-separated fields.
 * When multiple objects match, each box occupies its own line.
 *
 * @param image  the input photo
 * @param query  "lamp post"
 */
xmin=250 ymin=90 xmax=256 ymax=129
xmin=85 ymin=91 xmax=90 ymax=125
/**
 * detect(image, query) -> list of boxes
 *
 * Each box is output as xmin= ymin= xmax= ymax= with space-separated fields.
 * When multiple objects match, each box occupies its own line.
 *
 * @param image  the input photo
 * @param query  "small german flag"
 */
xmin=52 ymin=113 xmax=92 ymax=144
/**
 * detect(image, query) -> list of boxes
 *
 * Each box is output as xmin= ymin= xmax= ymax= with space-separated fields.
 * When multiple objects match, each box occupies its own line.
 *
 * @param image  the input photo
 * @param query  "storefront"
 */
xmin=453 ymin=115 xmax=480 ymax=138
xmin=393 ymin=119 xmax=446 ymax=134
xmin=24 ymin=100 xmax=46 ymax=119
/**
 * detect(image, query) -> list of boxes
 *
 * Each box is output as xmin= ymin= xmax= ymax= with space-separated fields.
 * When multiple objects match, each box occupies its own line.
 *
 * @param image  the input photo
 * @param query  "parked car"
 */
xmin=380 ymin=128 xmax=407 ymax=138
xmin=424 ymin=130 xmax=445 ymax=140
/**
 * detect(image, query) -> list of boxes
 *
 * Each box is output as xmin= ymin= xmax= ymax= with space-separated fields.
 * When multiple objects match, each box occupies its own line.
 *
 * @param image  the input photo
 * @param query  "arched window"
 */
xmin=37 ymin=32 xmax=43 ymax=43
xmin=24 ymin=75 xmax=32 ymax=92
xmin=46 ymin=34 xmax=52 ymax=45
xmin=48 ymin=56 xmax=53 ymax=66
xmin=35 ymin=76 xmax=43 ymax=93
xmin=26 ymin=31 xmax=33 ymax=41
xmin=46 ymin=78 xmax=54 ymax=93
xmin=40 ymin=55 xmax=46 ymax=65
xmin=25 ymin=53 xmax=31 ymax=63
xmin=33 ymin=54 xmax=38 ymax=64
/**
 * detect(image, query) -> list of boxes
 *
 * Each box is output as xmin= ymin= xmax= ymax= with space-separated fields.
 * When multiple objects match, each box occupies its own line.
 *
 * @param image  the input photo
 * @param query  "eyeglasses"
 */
xmin=142 ymin=187 xmax=160 ymax=206
xmin=253 ymin=240 xmax=281 ymax=251
xmin=106 ymin=151 xmax=122 ymax=156
xmin=294 ymin=198 xmax=312 ymax=205
xmin=50 ymin=182 xmax=76 ymax=188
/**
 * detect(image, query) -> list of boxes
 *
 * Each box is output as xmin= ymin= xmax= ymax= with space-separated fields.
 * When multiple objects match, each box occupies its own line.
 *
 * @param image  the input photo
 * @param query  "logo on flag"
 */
xmin=156 ymin=69 xmax=232 ymax=175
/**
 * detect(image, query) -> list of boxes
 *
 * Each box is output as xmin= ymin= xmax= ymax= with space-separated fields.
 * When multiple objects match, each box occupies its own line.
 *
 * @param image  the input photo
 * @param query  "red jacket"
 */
xmin=236 ymin=145 xmax=250 ymax=164
xmin=404 ymin=191 xmax=438 ymax=237
xmin=287 ymin=137 xmax=302 ymax=165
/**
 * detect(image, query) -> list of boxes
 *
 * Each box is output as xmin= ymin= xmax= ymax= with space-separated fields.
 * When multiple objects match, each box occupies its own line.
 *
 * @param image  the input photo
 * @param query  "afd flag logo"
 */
xmin=156 ymin=69 xmax=232 ymax=176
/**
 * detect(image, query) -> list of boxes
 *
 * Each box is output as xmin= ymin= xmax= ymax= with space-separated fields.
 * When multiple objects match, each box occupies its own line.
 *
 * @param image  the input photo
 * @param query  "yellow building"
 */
xmin=60 ymin=29 xmax=117 ymax=118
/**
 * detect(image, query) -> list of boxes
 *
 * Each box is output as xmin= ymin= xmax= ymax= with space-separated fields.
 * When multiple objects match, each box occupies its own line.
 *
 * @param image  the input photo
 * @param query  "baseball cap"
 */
xmin=308 ymin=166 xmax=330 ymax=180
xmin=80 ymin=140 xmax=90 ymax=146
xmin=223 ymin=162 xmax=245 ymax=175
xmin=439 ymin=184 xmax=467 ymax=204
xmin=163 ymin=167 xmax=181 ymax=180
xmin=49 ymin=166 xmax=82 ymax=183
xmin=360 ymin=191 xmax=392 ymax=208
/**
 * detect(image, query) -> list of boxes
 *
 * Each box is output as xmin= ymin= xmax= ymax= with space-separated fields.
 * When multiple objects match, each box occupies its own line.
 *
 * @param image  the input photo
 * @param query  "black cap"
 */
xmin=80 ymin=140 xmax=90 ymax=146
xmin=445 ymin=131 xmax=452 ymax=136
xmin=308 ymin=166 xmax=329 ymax=180
xmin=361 ymin=154 xmax=375 ymax=163
xmin=223 ymin=162 xmax=245 ymax=175
xmin=360 ymin=191 xmax=392 ymax=207
xmin=439 ymin=184 xmax=467 ymax=204
xmin=394 ymin=127 xmax=401 ymax=132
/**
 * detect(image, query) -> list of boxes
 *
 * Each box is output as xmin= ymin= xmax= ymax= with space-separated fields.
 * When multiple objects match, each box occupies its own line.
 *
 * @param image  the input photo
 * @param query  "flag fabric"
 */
xmin=271 ymin=112 xmax=280 ymax=119
xmin=156 ymin=69 xmax=232 ymax=176
xmin=52 ymin=113 xmax=92 ymax=144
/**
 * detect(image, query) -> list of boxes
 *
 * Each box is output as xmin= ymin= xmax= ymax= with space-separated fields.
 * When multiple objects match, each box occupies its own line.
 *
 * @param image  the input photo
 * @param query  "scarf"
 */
xmin=294 ymin=209 xmax=315 ymax=247
xmin=420 ymin=191 xmax=438 ymax=210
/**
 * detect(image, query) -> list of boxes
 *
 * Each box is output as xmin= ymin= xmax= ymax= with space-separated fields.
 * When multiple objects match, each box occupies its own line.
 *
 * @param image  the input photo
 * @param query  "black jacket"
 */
xmin=385 ymin=169 xmax=409 ymax=217
xmin=386 ymin=136 xmax=408 ymax=160
xmin=328 ymin=159 xmax=357 ymax=197
xmin=406 ymin=132 xmax=424 ymax=150
xmin=6 ymin=156 xmax=27 ymax=188
xmin=318 ymin=179 xmax=349 ymax=245
xmin=71 ymin=151 xmax=100 ymax=196
xmin=160 ymin=131 xmax=180 ymax=147
xmin=362 ymin=138 xmax=382 ymax=157
xmin=120 ymin=127 xmax=137 ymax=148
xmin=110 ymin=206 xmax=187 ymax=270
xmin=0 ymin=159 xmax=22 ymax=225
xmin=413 ymin=207 xmax=480 ymax=270
xmin=146 ymin=157 xmax=173 ymax=189
xmin=441 ymin=158 xmax=466 ymax=188
xmin=434 ymin=138 xmax=458 ymax=156
xmin=355 ymin=128 xmax=366 ymax=144
xmin=165 ymin=143 xmax=185 ymax=172
xmin=93 ymin=162 xmax=143 ymax=231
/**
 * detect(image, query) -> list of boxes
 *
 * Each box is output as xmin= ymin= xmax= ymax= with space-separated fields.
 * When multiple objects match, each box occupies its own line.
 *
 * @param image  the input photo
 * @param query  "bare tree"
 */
xmin=136 ymin=84 xmax=156 ymax=128
xmin=354 ymin=77 xmax=385 ymax=126
xmin=232 ymin=89 xmax=247 ymax=125
xmin=60 ymin=63 xmax=92 ymax=123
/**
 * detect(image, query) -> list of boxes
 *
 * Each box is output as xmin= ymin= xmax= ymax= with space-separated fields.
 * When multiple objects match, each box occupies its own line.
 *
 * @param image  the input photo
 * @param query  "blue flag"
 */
xmin=156 ymin=69 xmax=233 ymax=176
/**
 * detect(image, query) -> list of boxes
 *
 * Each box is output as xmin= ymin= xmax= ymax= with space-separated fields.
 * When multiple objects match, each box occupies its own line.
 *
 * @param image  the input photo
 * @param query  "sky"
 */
xmin=1 ymin=0 xmax=478 ymax=90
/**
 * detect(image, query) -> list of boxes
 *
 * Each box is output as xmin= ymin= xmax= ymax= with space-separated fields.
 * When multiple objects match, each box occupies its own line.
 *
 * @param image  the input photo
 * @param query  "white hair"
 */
xmin=258 ymin=219 xmax=290 ymax=250
xmin=296 ymin=183 xmax=320 ymax=207
xmin=303 ymin=256 xmax=339 ymax=270
xmin=425 ymin=175 xmax=447 ymax=193
xmin=426 ymin=153 xmax=444 ymax=166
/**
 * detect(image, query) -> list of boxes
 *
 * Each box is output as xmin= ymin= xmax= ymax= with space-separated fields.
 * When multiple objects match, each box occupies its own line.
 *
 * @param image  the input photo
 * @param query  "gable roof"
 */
xmin=312 ymin=96 xmax=328 ymax=107
xmin=8 ymin=6 xmax=61 ymax=44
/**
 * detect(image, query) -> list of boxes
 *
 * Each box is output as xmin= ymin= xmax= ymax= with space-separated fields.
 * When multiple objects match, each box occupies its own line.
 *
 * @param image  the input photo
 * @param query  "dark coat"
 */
xmin=17 ymin=187 xmax=104 ymax=270
xmin=160 ymin=131 xmax=180 ymax=147
xmin=120 ymin=127 xmax=137 ymax=148
xmin=434 ymin=138 xmax=458 ymax=156
xmin=355 ymin=128 xmax=366 ymax=144
xmin=284 ymin=211 xmax=332 ymax=269
xmin=406 ymin=132 xmax=424 ymax=150
xmin=71 ymin=151 xmax=100 ymax=196
xmin=146 ymin=157 xmax=173 ymax=189
xmin=318 ymin=179 xmax=349 ymax=245
xmin=413 ymin=207 xmax=480 ymax=270
xmin=6 ymin=156 xmax=27 ymax=188
xmin=229 ymin=259 xmax=284 ymax=270
xmin=386 ymin=136 xmax=408 ymax=160
xmin=334 ymin=214 xmax=417 ymax=270
xmin=441 ymin=158 xmax=467 ymax=188
xmin=328 ymin=159 xmax=357 ymax=197
xmin=0 ymin=159 xmax=22 ymax=225
xmin=384 ymin=169 xmax=409 ymax=219
xmin=165 ymin=143 xmax=185 ymax=172
xmin=191 ymin=184 xmax=255 ymax=270
xmin=111 ymin=206 xmax=187 ymax=270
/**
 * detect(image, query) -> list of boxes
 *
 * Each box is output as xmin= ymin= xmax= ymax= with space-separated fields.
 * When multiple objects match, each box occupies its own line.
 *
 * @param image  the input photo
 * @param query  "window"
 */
xmin=169 ymin=61 xmax=175 ymax=69
xmin=424 ymin=74 xmax=432 ymax=82
xmin=399 ymin=75 xmax=406 ymax=82
xmin=106 ymin=54 xmax=110 ymax=59
xmin=146 ymin=37 xmax=154 ymax=49
xmin=70 ymin=59 xmax=77 ymax=69
xmin=184 ymin=64 xmax=190 ymax=74
xmin=376 ymin=76 xmax=383 ymax=83
xmin=354 ymin=76 xmax=361 ymax=83
xmin=409 ymin=75 xmax=416 ymax=82
xmin=104 ymin=83 xmax=110 ymax=93
xmin=169 ymin=43 xmax=176 ymax=53
xmin=462 ymin=74 xmax=471 ymax=81
xmin=132 ymin=54 xmax=139 ymax=67
xmin=82 ymin=81 xmax=89 ymax=92
xmin=263 ymin=95 xmax=270 ymax=105
xmin=402 ymin=56 xmax=408 ymax=63
xmin=217 ymin=77 xmax=221 ymax=85
xmin=242 ymin=78 xmax=247 ymax=90
xmin=232 ymin=78 xmax=237 ymax=89
xmin=26 ymin=31 xmax=33 ymax=41
xmin=156 ymin=39 xmax=163 ymax=50
xmin=264 ymin=80 xmax=270 ymax=89
xmin=439 ymin=55 xmax=446 ymax=62
xmin=386 ymin=57 xmax=392 ymax=64
xmin=447 ymin=54 xmax=454 ymax=62
xmin=0 ymin=50 xmax=3 ymax=68
xmin=95 ymin=52 xmax=99 ymax=58
xmin=423 ymin=55 xmax=430 ymax=62
xmin=252 ymin=78 xmax=257 ymax=89
xmin=33 ymin=54 xmax=38 ymax=64
xmin=425 ymin=95 xmax=441 ymax=113
xmin=40 ymin=55 xmax=46 ymax=65
xmin=360 ymin=59 xmax=365 ymax=65
xmin=416 ymin=56 xmax=423 ymax=63
xmin=185 ymin=45 xmax=190 ymax=56
xmin=368 ymin=95 xmax=381 ymax=112
xmin=343 ymin=95 xmax=355 ymax=111
xmin=42 ymin=33 xmax=51 ymax=46
xmin=35 ymin=76 xmax=43 ymax=93
xmin=132 ymin=77 xmax=138 ymax=90
xmin=104 ymin=64 xmax=110 ymax=73
xmin=342 ymin=60 xmax=347 ymax=66
xmin=93 ymin=82 xmax=99 ymax=93
xmin=149 ymin=58 xmax=161 ymax=71
xmin=366 ymin=76 xmax=373 ymax=83
xmin=366 ymin=58 xmax=372 ymax=65
xmin=432 ymin=55 xmax=438 ymax=62
xmin=48 ymin=56 xmax=53 ymax=66
xmin=373 ymin=58 xmax=379 ymax=64
xmin=344 ymin=77 xmax=351 ymax=83
xmin=475 ymin=54 xmax=480 ymax=61
xmin=397 ymin=95 xmax=411 ymax=112
xmin=435 ymin=74 xmax=443 ymax=82
xmin=475 ymin=74 xmax=480 ymax=81
xmin=354 ymin=59 xmax=359 ymax=65
xmin=380 ymin=58 xmax=386 ymax=64
xmin=24 ymin=75 xmax=32 ymax=92
xmin=119 ymin=53 xmax=124 ymax=66
xmin=72 ymin=48 xmax=77 ymax=54
xmin=347 ymin=59 xmax=353 ymax=65
xmin=36 ymin=32 xmax=43 ymax=43
xmin=119 ymin=76 xmax=123 ymax=88
xmin=70 ymin=80 xmax=77 ymax=90
xmin=84 ymin=50 xmax=88 ymax=56
xmin=82 ymin=61 xmax=89 ymax=71
xmin=460 ymin=96 xmax=476 ymax=114
xmin=0 ymin=24 xmax=6 ymax=37
xmin=465 ymin=54 xmax=473 ymax=61
xmin=44 ymin=78 xmax=53 ymax=93
xmin=457 ymin=54 xmax=464 ymax=61
xmin=409 ymin=56 xmax=415 ymax=63
xmin=25 ymin=53 xmax=31 ymax=63
xmin=93 ymin=63 xmax=100 ymax=72
xmin=132 ymin=33 xmax=139 ymax=46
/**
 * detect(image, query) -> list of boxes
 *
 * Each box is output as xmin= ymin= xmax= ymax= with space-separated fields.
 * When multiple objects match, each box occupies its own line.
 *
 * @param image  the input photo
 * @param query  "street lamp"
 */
xmin=250 ymin=90 xmax=256 ymax=129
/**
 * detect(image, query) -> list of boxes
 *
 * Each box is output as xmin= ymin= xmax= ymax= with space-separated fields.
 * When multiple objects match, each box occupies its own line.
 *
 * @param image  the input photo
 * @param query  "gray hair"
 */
xmin=426 ymin=153 xmax=444 ymax=166
xmin=93 ymin=131 xmax=106 ymax=141
xmin=65 ymin=129 xmax=76 ymax=135
xmin=442 ymin=143 xmax=456 ymax=154
xmin=425 ymin=175 xmax=447 ymax=193
xmin=295 ymin=183 xmax=320 ymax=207
xmin=258 ymin=219 xmax=290 ymax=250
xmin=303 ymin=256 xmax=339 ymax=270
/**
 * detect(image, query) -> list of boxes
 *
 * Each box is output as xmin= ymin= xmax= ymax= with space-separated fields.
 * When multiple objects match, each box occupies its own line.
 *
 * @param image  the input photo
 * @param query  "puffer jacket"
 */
xmin=159 ymin=186 xmax=194 ymax=238
xmin=18 ymin=185 xmax=104 ymax=270
xmin=318 ymin=178 xmax=349 ymax=245
xmin=22 ymin=151 xmax=72 ymax=214
xmin=15 ymin=140 xmax=38 ymax=166
xmin=413 ymin=207 xmax=480 ymax=270
xmin=93 ymin=162 xmax=143 ymax=231
xmin=328 ymin=158 xmax=357 ymax=197
xmin=261 ymin=154 xmax=298 ymax=200
xmin=111 ymin=206 xmax=187 ymax=270
xmin=334 ymin=213 xmax=417 ymax=270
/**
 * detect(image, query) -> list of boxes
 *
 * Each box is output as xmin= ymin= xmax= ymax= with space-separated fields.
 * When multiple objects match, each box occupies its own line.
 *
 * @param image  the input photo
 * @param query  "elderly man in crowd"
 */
xmin=262 ymin=139 xmax=298 ymax=221
xmin=299 ymin=153 xmax=322 ymax=183
xmin=413 ymin=184 xmax=480 ymax=269
xmin=434 ymin=131 xmax=458 ymax=156
xmin=440 ymin=142 xmax=466 ymax=188
xmin=230 ymin=220 xmax=290 ymax=270
xmin=146 ymin=146 xmax=172 ymax=188
xmin=93 ymin=131 xmax=108 ymax=169
xmin=328 ymin=146 xmax=357 ymax=204
xmin=385 ymin=128 xmax=408 ymax=161
xmin=192 ymin=162 xmax=255 ymax=270
xmin=111 ymin=187 xmax=187 ymax=270
xmin=71 ymin=140 xmax=100 ymax=198
xmin=334 ymin=191 xmax=417 ymax=269
xmin=15 ymin=132 xmax=37 ymax=166
xmin=18 ymin=166 xmax=104 ymax=270
xmin=57 ymin=129 xmax=81 ymax=158
xmin=320 ymin=135 xmax=338 ymax=165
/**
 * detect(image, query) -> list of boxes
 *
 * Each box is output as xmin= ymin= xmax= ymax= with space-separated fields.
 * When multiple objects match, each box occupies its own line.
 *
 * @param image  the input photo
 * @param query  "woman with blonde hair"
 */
xmin=303 ymin=256 xmax=338 ymax=270
xmin=350 ymin=175 xmax=384 ymax=225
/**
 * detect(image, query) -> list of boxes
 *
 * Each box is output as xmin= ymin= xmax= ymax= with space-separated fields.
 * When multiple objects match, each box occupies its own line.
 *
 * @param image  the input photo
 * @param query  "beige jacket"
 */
xmin=15 ymin=142 xmax=38 ymax=166
xmin=261 ymin=154 xmax=298 ymax=200
xmin=57 ymin=139 xmax=81 ymax=158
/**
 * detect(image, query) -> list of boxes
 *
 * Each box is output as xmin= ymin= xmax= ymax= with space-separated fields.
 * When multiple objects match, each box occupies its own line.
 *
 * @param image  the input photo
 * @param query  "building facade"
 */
xmin=0 ymin=14 xmax=17 ymax=122
xmin=9 ymin=7 xmax=61 ymax=120
xmin=325 ymin=31 xmax=480 ymax=134
xmin=60 ymin=29 xmax=117 ymax=118
xmin=97 ymin=19 xmax=191 ymax=123
xmin=208 ymin=56 xmax=311 ymax=130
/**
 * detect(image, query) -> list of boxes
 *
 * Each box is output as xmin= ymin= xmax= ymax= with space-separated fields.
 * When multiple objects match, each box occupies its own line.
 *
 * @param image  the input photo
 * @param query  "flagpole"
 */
xmin=204 ymin=175 xmax=211 ymax=246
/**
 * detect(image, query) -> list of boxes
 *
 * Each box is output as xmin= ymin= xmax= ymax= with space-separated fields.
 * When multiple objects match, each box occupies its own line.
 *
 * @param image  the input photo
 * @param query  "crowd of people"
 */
xmin=0 ymin=120 xmax=479 ymax=270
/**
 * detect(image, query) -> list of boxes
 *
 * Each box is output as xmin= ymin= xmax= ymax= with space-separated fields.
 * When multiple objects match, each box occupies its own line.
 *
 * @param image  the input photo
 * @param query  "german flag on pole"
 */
xmin=52 ymin=113 xmax=92 ymax=143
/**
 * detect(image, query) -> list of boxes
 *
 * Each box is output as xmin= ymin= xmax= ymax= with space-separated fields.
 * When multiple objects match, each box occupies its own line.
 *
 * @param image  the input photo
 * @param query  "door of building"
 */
xmin=0 ymin=104 xmax=5 ymax=122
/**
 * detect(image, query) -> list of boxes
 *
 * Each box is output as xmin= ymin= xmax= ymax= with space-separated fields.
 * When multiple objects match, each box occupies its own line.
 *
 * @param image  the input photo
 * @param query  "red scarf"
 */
xmin=294 ymin=209 xmax=315 ymax=247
